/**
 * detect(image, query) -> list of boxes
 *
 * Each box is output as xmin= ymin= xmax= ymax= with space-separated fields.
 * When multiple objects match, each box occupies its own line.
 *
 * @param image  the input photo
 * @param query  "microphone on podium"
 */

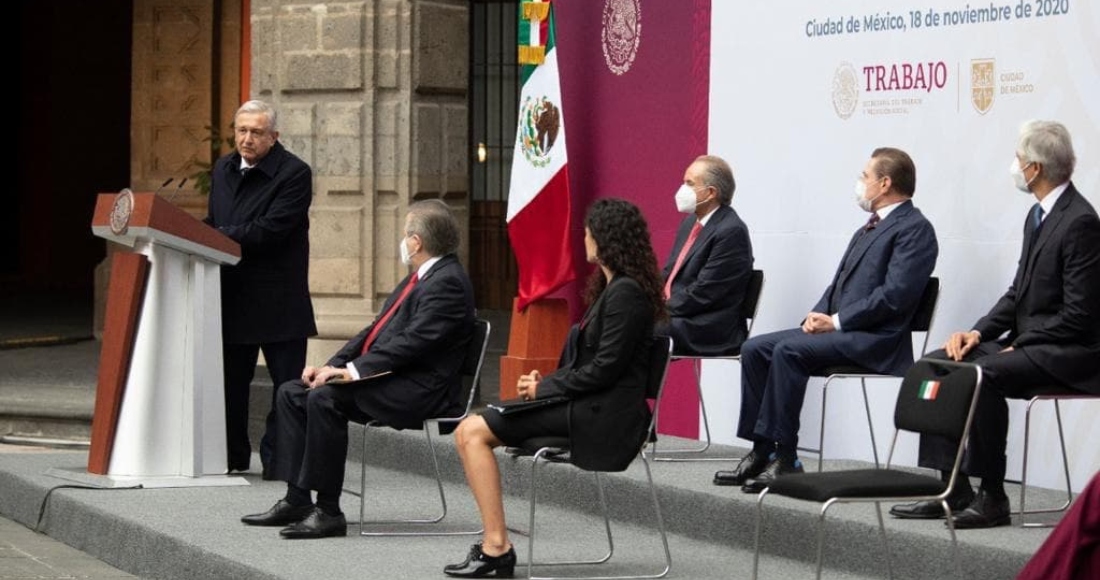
xmin=152 ymin=177 xmax=174 ymax=196
xmin=165 ymin=177 xmax=189 ymax=204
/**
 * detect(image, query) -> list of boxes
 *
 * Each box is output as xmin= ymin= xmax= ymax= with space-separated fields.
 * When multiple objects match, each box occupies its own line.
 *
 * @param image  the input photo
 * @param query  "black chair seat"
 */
xmin=768 ymin=469 xmax=946 ymax=503
xmin=672 ymin=345 xmax=742 ymax=358
xmin=506 ymin=436 xmax=571 ymax=463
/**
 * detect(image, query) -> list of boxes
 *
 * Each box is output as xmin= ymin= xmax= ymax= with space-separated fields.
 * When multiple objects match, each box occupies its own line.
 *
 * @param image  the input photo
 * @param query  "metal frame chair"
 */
xmin=799 ymin=276 xmax=940 ymax=472
xmin=752 ymin=359 xmax=984 ymax=580
xmin=507 ymin=335 xmax=674 ymax=580
xmin=1012 ymin=387 xmax=1100 ymax=528
xmin=647 ymin=269 xmax=764 ymax=461
xmin=351 ymin=318 xmax=490 ymax=536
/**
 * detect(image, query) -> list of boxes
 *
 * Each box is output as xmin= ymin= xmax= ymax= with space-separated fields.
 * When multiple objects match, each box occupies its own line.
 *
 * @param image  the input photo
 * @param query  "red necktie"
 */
xmin=664 ymin=221 xmax=702 ymax=300
xmin=360 ymin=272 xmax=419 ymax=355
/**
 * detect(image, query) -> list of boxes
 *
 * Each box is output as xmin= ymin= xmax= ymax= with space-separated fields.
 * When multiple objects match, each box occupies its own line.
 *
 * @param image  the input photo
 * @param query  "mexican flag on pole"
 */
xmin=507 ymin=0 xmax=575 ymax=311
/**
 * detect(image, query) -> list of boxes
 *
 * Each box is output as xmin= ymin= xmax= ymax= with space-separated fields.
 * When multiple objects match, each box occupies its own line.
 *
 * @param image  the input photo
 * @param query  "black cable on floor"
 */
xmin=35 ymin=483 xmax=142 ymax=533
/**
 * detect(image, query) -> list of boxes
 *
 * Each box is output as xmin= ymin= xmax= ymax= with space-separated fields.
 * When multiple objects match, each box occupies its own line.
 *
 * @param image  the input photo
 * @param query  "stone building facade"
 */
xmin=119 ymin=0 xmax=471 ymax=360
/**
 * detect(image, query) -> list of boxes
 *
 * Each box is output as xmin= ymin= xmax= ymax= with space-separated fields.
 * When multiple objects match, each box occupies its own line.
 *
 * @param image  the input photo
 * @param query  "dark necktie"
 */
xmin=664 ymin=221 xmax=703 ymax=300
xmin=865 ymin=213 xmax=881 ymax=231
xmin=1031 ymin=203 xmax=1044 ymax=233
xmin=359 ymin=272 xmax=419 ymax=355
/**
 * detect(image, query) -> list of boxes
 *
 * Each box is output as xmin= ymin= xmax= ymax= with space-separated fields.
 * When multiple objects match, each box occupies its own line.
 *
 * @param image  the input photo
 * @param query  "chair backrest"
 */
xmin=742 ymin=269 xmax=765 ymax=335
xmin=645 ymin=335 xmax=674 ymax=401
xmin=893 ymin=358 xmax=981 ymax=441
xmin=910 ymin=276 xmax=939 ymax=333
xmin=456 ymin=318 xmax=491 ymax=417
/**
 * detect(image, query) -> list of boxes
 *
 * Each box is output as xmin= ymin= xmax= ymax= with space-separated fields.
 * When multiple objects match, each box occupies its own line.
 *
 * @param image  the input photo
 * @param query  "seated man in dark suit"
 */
xmin=891 ymin=120 xmax=1100 ymax=529
xmin=714 ymin=147 xmax=938 ymax=492
xmin=663 ymin=154 xmax=754 ymax=355
xmin=240 ymin=199 xmax=475 ymax=539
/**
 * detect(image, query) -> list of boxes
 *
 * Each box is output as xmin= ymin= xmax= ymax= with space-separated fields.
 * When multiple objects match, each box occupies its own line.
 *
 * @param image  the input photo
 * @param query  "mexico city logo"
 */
xmin=971 ymin=58 xmax=995 ymax=115
xmin=518 ymin=95 xmax=561 ymax=168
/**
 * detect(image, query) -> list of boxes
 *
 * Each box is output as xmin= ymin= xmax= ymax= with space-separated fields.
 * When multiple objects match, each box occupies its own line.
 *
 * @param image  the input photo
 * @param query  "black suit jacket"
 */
xmin=327 ymin=254 xmax=476 ymax=428
xmin=663 ymin=205 xmax=754 ymax=355
xmin=537 ymin=276 xmax=655 ymax=472
xmin=205 ymin=142 xmax=317 ymax=344
xmin=974 ymin=185 xmax=1100 ymax=392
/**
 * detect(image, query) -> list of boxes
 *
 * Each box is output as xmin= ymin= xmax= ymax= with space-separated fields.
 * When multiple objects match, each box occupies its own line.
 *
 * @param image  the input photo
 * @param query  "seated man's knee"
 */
xmin=275 ymin=380 xmax=306 ymax=408
xmin=741 ymin=336 xmax=766 ymax=360
xmin=304 ymin=385 xmax=337 ymax=411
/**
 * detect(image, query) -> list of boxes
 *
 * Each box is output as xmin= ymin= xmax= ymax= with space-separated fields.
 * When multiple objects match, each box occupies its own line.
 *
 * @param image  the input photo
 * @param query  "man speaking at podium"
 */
xmin=205 ymin=99 xmax=317 ymax=478
xmin=241 ymin=199 xmax=475 ymax=539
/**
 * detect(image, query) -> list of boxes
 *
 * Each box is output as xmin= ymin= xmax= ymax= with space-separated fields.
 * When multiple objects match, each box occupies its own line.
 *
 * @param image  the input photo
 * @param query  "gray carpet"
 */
xmin=0 ymin=426 xmax=1060 ymax=580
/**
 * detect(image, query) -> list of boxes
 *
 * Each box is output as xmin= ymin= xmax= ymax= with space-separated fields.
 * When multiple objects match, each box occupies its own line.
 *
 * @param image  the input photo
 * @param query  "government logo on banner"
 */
xmin=601 ymin=0 xmax=641 ymax=75
xmin=832 ymin=62 xmax=860 ymax=119
xmin=971 ymin=58 xmax=996 ymax=115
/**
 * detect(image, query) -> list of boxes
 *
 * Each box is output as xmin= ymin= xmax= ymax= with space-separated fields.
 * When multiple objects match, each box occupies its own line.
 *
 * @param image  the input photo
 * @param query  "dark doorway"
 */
xmin=468 ymin=0 xmax=520 ymax=312
xmin=5 ymin=1 xmax=133 ymax=342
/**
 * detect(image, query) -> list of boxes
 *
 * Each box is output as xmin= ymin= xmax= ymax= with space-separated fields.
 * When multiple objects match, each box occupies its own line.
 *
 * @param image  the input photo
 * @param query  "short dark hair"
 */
xmin=695 ymin=155 xmax=736 ymax=206
xmin=406 ymin=199 xmax=460 ymax=257
xmin=871 ymin=147 xmax=916 ymax=197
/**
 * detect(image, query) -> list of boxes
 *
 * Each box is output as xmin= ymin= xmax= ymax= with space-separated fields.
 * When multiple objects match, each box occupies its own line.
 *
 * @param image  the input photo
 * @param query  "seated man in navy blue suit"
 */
xmin=892 ymin=120 xmax=1100 ymax=529
xmin=714 ymin=147 xmax=938 ymax=492
xmin=239 ymin=199 xmax=475 ymax=539
xmin=662 ymin=155 xmax=754 ymax=356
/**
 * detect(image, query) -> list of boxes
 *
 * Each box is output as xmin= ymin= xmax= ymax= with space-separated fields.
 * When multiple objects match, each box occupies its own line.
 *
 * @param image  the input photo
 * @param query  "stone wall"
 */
xmin=249 ymin=0 xmax=469 ymax=359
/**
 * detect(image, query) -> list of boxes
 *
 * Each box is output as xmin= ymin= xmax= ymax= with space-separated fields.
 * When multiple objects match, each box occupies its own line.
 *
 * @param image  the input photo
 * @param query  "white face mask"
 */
xmin=675 ymin=184 xmax=705 ymax=213
xmin=1010 ymin=158 xmax=1035 ymax=193
xmin=854 ymin=179 xmax=883 ymax=213
xmin=399 ymin=235 xmax=415 ymax=266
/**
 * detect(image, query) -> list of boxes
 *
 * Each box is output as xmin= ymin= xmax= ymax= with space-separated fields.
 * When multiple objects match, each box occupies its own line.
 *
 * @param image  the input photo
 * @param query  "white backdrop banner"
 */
xmin=705 ymin=0 xmax=1099 ymax=492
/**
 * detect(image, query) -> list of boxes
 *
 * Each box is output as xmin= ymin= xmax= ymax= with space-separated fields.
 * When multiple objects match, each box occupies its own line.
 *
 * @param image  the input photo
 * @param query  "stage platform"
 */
xmin=0 ymin=425 xmax=1062 ymax=580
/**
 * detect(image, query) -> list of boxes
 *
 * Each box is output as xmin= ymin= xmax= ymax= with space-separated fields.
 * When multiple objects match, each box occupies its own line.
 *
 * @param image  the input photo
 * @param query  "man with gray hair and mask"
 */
xmin=892 ymin=120 xmax=1100 ymax=529
xmin=240 ymin=199 xmax=475 ymax=539
xmin=662 ymin=154 xmax=754 ymax=356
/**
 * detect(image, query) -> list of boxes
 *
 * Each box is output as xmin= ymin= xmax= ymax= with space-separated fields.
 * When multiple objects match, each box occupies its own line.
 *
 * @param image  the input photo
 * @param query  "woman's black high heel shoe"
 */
xmin=443 ymin=542 xmax=517 ymax=578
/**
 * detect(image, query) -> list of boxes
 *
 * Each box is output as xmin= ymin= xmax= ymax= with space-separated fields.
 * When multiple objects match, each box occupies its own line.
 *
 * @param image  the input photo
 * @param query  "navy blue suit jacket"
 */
xmin=663 ymin=205 xmax=754 ymax=355
xmin=327 ymin=254 xmax=476 ymax=428
xmin=974 ymin=185 xmax=1100 ymax=392
xmin=811 ymin=200 xmax=939 ymax=375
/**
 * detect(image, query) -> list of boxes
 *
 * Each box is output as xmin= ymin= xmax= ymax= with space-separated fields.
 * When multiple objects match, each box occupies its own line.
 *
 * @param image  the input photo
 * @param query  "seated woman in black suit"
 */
xmin=444 ymin=198 xmax=667 ymax=578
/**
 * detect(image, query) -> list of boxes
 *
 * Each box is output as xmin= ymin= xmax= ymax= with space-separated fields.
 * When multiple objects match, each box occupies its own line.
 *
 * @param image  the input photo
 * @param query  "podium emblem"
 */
xmin=109 ymin=188 xmax=135 ymax=235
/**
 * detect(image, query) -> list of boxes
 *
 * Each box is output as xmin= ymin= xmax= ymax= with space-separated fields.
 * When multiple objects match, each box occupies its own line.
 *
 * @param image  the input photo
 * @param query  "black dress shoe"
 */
xmin=241 ymin=499 xmax=314 ymax=526
xmin=713 ymin=451 xmax=772 ymax=486
xmin=444 ymin=542 xmax=517 ymax=578
xmin=889 ymin=485 xmax=975 ymax=519
xmin=951 ymin=490 xmax=1011 ymax=529
xmin=741 ymin=456 xmax=804 ymax=493
xmin=279 ymin=507 xmax=347 ymax=539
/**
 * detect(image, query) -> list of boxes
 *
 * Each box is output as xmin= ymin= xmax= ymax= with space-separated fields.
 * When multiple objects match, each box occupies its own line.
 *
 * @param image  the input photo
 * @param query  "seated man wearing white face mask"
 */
xmin=714 ymin=147 xmax=938 ymax=491
xmin=239 ymin=199 xmax=475 ymax=539
xmin=662 ymin=155 xmax=755 ymax=356
xmin=891 ymin=120 xmax=1100 ymax=529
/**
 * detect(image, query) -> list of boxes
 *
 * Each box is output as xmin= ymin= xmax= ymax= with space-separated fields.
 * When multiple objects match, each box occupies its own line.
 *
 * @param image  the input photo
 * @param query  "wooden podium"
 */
xmin=51 ymin=191 xmax=246 ymax=488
